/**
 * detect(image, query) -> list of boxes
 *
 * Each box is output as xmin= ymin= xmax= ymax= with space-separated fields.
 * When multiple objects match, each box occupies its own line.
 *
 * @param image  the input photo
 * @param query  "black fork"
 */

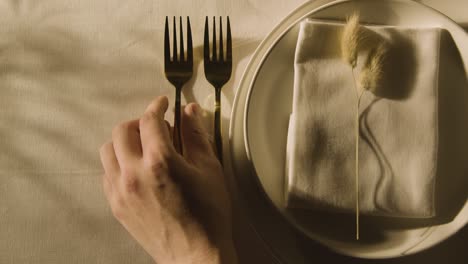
xmin=204 ymin=16 xmax=232 ymax=164
xmin=164 ymin=16 xmax=193 ymax=154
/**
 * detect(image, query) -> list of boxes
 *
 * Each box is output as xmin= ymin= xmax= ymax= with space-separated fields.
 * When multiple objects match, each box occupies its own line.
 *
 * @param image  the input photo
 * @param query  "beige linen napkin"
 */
xmin=285 ymin=20 xmax=444 ymax=218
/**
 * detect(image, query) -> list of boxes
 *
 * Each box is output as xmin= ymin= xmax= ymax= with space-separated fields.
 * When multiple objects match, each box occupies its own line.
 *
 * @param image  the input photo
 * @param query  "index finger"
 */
xmin=139 ymin=96 xmax=172 ymax=157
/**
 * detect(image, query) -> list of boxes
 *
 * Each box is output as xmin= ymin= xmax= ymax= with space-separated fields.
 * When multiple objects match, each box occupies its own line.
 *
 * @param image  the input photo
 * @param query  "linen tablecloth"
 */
xmin=0 ymin=1 xmax=466 ymax=263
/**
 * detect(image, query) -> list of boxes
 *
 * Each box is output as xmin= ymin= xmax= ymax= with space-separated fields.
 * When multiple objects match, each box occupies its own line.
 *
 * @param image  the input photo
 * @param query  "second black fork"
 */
xmin=204 ymin=16 xmax=232 ymax=164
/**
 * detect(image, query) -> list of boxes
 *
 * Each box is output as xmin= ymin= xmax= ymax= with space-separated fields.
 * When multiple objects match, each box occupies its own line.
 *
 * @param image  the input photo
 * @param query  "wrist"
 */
xmin=192 ymin=231 xmax=238 ymax=264
xmin=148 ymin=231 xmax=237 ymax=264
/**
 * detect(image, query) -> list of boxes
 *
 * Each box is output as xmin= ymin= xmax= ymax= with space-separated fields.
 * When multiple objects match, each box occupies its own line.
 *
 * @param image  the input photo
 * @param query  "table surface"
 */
xmin=0 ymin=0 xmax=466 ymax=263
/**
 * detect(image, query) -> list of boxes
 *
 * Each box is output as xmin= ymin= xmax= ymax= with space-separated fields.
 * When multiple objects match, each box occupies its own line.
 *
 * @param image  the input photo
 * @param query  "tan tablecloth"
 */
xmin=0 ymin=0 xmax=465 ymax=263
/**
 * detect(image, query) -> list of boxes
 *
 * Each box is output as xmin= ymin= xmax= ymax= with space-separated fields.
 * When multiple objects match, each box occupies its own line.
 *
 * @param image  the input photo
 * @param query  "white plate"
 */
xmin=230 ymin=0 xmax=468 ymax=260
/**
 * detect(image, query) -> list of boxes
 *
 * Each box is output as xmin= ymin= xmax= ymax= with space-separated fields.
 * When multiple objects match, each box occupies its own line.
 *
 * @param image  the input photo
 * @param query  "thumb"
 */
xmin=181 ymin=103 xmax=215 ymax=163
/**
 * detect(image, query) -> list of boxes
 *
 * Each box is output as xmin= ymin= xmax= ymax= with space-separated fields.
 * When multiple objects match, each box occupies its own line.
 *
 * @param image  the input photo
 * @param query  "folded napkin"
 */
xmin=285 ymin=20 xmax=444 ymax=218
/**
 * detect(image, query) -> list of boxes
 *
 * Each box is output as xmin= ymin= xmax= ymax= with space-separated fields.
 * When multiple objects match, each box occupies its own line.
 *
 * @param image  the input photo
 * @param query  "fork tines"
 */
xmin=164 ymin=16 xmax=193 ymax=67
xmin=204 ymin=16 xmax=232 ymax=67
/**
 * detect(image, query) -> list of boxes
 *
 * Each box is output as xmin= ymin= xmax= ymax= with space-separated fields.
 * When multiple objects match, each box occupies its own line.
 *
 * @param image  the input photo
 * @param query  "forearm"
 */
xmin=150 ymin=243 xmax=237 ymax=264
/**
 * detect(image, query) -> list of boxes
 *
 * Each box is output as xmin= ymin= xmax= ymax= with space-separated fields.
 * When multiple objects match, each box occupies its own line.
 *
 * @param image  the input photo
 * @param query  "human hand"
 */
xmin=99 ymin=96 xmax=237 ymax=264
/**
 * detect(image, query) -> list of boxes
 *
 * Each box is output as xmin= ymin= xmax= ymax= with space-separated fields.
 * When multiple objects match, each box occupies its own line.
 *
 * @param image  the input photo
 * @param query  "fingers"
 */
xmin=112 ymin=119 xmax=142 ymax=164
xmin=182 ymin=103 xmax=215 ymax=162
xmin=139 ymin=97 xmax=173 ymax=161
xmin=165 ymin=120 xmax=173 ymax=142
xmin=100 ymin=142 xmax=120 ymax=182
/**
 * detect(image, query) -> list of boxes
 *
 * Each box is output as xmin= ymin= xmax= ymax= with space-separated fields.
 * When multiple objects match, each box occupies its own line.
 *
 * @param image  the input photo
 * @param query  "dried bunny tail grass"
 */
xmin=341 ymin=13 xmax=361 ymax=68
xmin=359 ymin=43 xmax=387 ymax=93
xmin=341 ymin=12 xmax=365 ymax=241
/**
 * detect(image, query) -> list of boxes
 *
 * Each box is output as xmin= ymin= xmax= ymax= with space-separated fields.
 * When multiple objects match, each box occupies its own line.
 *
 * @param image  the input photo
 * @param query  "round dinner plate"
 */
xmin=230 ymin=0 xmax=468 ymax=260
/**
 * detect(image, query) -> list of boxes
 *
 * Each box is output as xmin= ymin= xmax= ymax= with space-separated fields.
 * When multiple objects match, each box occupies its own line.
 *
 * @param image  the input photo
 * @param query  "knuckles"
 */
xmin=148 ymin=159 xmax=167 ymax=174
xmin=108 ymin=172 xmax=139 ymax=220
xmin=144 ymin=155 xmax=170 ymax=181
xmin=120 ymin=169 xmax=140 ymax=194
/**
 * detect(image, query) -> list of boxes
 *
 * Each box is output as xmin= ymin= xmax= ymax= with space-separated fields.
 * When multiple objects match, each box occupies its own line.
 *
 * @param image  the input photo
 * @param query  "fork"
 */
xmin=204 ymin=16 xmax=232 ymax=164
xmin=164 ymin=16 xmax=193 ymax=154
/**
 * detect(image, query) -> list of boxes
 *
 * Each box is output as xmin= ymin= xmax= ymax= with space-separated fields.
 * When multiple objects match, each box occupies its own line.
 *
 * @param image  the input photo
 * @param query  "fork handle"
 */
xmin=173 ymin=87 xmax=183 ymax=155
xmin=214 ymin=89 xmax=223 ymax=165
